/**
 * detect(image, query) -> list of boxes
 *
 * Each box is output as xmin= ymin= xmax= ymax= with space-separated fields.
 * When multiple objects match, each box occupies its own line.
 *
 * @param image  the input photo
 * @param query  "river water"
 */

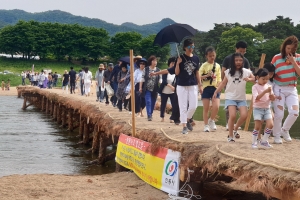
xmin=0 ymin=96 xmax=115 ymax=177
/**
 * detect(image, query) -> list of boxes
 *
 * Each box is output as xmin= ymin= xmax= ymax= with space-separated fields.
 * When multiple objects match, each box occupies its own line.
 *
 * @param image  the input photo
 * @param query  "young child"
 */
xmin=1 ymin=80 xmax=5 ymax=90
xmin=257 ymin=63 xmax=276 ymax=141
xmin=199 ymin=46 xmax=222 ymax=132
xmin=251 ymin=68 xmax=275 ymax=149
xmin=6 ymin=79 xmax=10 ymax=91
xmin=213 ymin=53 xmax=254 ymax=142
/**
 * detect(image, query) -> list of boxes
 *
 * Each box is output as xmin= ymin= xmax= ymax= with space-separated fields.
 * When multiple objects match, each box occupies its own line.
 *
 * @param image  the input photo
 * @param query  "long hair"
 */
xmin=280 ymin=35 xmax=298 ymax=58
xmin=229 ymin=53 xmax=244 ymax=78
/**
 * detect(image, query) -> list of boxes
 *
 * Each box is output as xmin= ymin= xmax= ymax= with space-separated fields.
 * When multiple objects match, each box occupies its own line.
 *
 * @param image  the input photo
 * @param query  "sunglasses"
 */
xmin=139 ymin=63 xmax=146 ymax=65
xmin=187 ymin=45 xmax=195 ymax=49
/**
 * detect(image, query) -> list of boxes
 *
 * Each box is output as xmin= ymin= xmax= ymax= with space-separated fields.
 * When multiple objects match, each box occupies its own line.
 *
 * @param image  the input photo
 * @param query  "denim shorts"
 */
xmin=253 ymin=108 xmax=272 ymax=121
xmin=201 ymin=86 xmax=220 ymax=99
xmin=224 ymin=99 xmax=247 ymax=109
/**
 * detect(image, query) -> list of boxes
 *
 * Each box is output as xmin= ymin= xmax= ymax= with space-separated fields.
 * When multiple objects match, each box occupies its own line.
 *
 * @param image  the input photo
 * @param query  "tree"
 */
xmin=260 ymin=38 xmax=284 ymax=62
xmin=255 ymin=16 xmax=295 ymax=39
xmin=138 ymin=34 xmax=170 ymax=62
xmin=0 ymin=25 xmax=19 ymax=57
xmin=86 ymin=27 xmax=110 ymax=61
xmin=217 ymin=27 xmax=263 ymax=66
xmin=110 ymin=32 xmax=142 ymax=60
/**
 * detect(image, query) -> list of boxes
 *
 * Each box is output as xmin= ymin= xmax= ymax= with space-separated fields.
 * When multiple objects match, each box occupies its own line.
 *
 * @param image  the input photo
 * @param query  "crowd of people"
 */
xmin=21 ymin=70 xmax=58 ymax=88
xmin=21 ymin=35 xmax=300 ymax=149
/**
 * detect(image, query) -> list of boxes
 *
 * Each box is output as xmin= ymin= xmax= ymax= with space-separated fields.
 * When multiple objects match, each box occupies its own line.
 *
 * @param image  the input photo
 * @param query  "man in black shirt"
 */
xmin=221 ymin=41 xmax=251 ymax=130
xmin=69 ymin=66 xmax=77 ymax=94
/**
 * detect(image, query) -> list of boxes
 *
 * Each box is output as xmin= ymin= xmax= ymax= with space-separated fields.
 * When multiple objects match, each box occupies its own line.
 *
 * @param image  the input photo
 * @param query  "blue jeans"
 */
xmin=145 ymin=90 xmax=156 ymax=117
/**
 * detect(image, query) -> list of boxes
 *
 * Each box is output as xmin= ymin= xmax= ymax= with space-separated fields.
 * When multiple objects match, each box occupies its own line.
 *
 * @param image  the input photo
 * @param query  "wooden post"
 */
xmin=244 ymin=53 xmax=266 ymax=131
xmin=130 ymin=49 xmax=136 ymax=137
xmin=92 ymin=125 xmax=100 ymax=153
xmin=41 ymin=96 xmax=44 ymax=111
xmin=50 ymin=101 xmax=54 ymax=115
xmin=53 ymin=103 xmax=57 ymax=120
xmin=67 ymin=109 xmax=74 ymax=131
xmin=22 ymin=97 xmax=27 ymax=110
xmin=83 ymin=120 xmax=89 ymax=144
xmin=61 ymin=107 xmax=67 ymax=127
xmin=57 ymin=104 xmax=61 ymax=124
xmin=46 ymin=99 xmax=49 ymax=114
xmin=79 ymin=115 xmax=84 ymax=138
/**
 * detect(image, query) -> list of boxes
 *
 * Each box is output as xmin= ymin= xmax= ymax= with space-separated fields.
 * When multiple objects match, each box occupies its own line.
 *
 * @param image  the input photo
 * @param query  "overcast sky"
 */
xmin=1 ymin=0 xmax=300 ymax=31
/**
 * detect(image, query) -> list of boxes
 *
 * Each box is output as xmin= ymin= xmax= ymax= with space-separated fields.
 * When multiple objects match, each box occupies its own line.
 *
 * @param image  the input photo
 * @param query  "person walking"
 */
xmin=199 ymin=46 xmax=222 ymax=132
xmin=62 ymin=70 xmax=69 ymax=94
xmin=109 ymin=61 xmax=122 ymax=107
xmin=174 ymin=39 xmax=201 ymax=134
xmin=95 ymin=64 xmax=105 ymax=102
xmin=271 ymin=35 xmax=300 ymax=144
xmin=159 ymin=57 xmax=179 ymax=124
xmin=139 ymin=56 xmax=161 ymax=121
xmin=103 ymin=63 xmax=114 ymax=105
xmin=82 ymin=67 xmax=93 ymax=97
xmin=69 ymin=67 xmax=77 ymax=94
xmin=221 ymin=41 xmax=251 ymax=131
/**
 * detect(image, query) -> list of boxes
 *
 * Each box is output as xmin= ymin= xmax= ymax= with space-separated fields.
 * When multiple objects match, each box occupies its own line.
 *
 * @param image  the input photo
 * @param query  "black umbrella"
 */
xmin=153 ymin=23 xmax=197 ymax=56
xmin=118 ymin=56 xmax=130 ymax=64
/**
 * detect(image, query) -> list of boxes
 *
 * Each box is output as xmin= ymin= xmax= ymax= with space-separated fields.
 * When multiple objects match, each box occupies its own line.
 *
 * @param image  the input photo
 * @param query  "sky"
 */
xmin=1 ymin=0 xmax=300 ymax=31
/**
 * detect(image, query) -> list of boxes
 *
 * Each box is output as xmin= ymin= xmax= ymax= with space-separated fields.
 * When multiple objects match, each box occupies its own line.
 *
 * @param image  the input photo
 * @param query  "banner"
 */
xmin=115 ymin=134 xmax=181 ymax=195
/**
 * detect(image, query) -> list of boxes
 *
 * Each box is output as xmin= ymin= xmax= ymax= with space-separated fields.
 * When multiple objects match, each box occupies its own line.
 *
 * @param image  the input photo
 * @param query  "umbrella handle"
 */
xmin=176 ymin=44 xmax=180 ymax=58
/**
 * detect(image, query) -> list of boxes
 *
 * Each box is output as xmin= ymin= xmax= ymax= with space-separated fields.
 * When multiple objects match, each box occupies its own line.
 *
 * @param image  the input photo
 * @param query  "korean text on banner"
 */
xmin=115 ymin=133 xmax=181 ymax=195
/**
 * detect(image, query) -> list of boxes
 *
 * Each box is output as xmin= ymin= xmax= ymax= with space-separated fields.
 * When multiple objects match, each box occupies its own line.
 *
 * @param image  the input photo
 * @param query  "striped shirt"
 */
xmin=271 ymin=53 xmax=300 ymax=86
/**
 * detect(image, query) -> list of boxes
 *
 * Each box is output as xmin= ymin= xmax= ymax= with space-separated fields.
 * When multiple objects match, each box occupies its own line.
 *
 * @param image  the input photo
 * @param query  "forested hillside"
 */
xmin=0 ymin=9 xmax=176 ymax=36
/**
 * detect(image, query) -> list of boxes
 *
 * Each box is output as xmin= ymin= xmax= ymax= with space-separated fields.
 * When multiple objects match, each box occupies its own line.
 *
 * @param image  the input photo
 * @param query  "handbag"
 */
xmin=105 ymin=84 xmax=114 ymax=96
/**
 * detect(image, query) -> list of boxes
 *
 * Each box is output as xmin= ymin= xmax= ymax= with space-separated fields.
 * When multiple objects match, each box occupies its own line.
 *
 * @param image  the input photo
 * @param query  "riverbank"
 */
xmin=0 ymin=172 xmax=168 ymax=200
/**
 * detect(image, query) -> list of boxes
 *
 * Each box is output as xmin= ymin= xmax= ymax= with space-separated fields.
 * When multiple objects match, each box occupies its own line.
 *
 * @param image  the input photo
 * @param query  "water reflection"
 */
xmin=0 ymin=96 xmax=115 ymax=177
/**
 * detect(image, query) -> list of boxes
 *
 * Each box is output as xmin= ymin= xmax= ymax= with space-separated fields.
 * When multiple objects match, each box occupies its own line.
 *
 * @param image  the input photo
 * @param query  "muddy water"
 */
xmin=0 ymin=96 xmax=115 ymax=177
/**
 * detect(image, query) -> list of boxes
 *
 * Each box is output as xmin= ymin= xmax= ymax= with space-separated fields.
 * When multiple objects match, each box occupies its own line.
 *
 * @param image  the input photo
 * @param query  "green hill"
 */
xmin=0 ymin=9 xmax=176 ymax=36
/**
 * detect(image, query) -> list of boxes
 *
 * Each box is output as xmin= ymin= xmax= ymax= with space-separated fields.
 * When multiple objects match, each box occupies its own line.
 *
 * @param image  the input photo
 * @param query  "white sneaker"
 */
xmin=203 ymin=125 xmax=210 ymax=132
xmin=208 ymin=118 xmax=217 ymax=131
xmin=273 ymin=136 xmax=283 ymax=144
xmin=259 ymin=141 xmax=273 ymax=149
xmin=251 ymin=143 xmax=258 ymax=149
xmin=129 ymin=112 xmax=132 ymax=115
xmin=281 ymin=129 xmax=292 ymax=142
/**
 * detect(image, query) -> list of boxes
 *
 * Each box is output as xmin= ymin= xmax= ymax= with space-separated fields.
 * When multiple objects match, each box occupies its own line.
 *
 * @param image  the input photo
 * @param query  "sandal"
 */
xmin=234 ymin=131 xmax=240 ymax=139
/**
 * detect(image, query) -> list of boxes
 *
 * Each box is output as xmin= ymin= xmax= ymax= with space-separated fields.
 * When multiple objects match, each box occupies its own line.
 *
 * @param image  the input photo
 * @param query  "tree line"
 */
xmin=1 ymin=16 xmax=300 ymax=66
xmin=193 ymin=16 xmax=300 ymax=66
xmin=0 ymin=20 xmax=170 ymax=62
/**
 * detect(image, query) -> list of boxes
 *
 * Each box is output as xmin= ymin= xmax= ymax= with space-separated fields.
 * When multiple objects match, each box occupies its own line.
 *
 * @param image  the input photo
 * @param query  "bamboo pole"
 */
xmin=130 ymin=49 xmax=136 ymax=137
xmin=244 ymin=53 xmax=266 ymax=131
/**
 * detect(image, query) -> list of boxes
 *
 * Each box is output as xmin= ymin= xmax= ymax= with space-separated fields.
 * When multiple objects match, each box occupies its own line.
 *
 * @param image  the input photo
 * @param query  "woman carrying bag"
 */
xmin=159 ymin=57 xmax=180 ymax=124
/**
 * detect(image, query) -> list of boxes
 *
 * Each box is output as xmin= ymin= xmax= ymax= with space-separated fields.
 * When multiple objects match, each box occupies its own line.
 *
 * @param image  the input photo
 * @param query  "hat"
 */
xmin=99 ymin=64 xmax=105 ymax=69
xmin=136 ymin=58 xmax=147 ymax=66
xmin=108 ymin=63 xmax=114 ymax=68
xmin=134 ymin=55 xmax=142 ymax=60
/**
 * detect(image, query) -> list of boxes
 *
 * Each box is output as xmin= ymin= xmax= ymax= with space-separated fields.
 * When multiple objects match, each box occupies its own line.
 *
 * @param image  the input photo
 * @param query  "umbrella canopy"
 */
xmin=118 ymin=56 xmax=130 ymax=64
xmin=153 ymin=23 xmax=197 ymax=47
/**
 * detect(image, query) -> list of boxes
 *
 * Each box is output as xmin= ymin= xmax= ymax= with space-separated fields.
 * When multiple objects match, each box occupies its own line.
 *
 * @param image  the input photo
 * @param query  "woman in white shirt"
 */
xmin=159 ymin=57 xmax=179 ymax=124
xmin=82 ymin=67 xmax=93 ymax=97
